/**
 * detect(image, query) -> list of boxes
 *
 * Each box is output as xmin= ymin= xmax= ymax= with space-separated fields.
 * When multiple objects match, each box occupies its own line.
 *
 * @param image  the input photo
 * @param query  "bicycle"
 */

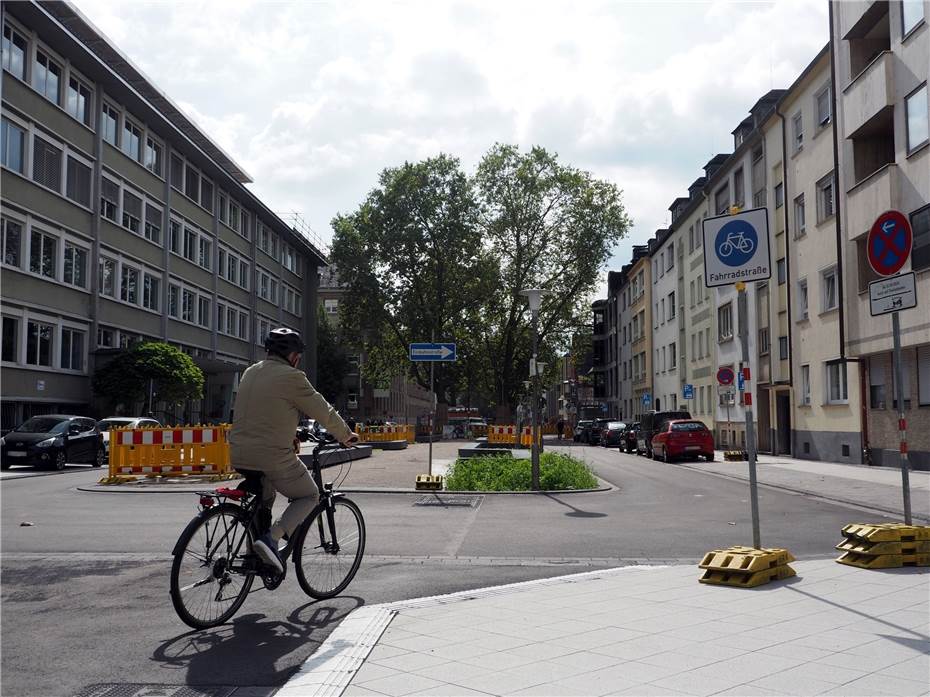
xmin=717 ymin=230 xmax=754 ymax=257
xmin=169 ymin=435 xmax=366 ymax=629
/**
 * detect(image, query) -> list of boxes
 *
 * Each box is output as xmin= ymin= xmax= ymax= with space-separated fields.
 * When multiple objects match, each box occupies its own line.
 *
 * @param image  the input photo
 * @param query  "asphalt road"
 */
xmin=1 ymin=446 xmax=875 ymax=697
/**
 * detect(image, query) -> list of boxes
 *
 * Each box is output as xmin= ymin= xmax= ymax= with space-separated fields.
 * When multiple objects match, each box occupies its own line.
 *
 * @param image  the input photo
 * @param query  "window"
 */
xmin=668 ymin=291 xmax=676 ymax=319
xmin=143 ymin=273 xmax=160 ymax=311
xmin=774 ymin=182 xmax=784 ymax=208
xmin=869 ymin=356 xmax=886 ymax=409
xmin=60 ymin=328 xmax=84 ymax=371
xmin=120 ymin=265 xmax=138 ymax=304
xmin=102 ymin=103 xmax=119 ymax=146
xmin=101 ymin=178 xmax=119 ymax=222
xmin=918 ymin=346 xmax=930 ymax=407
xmin=227 ymin=307 xmax=237 ymax=335
xmin=669 ymin=342 xmax=676 ymax=369
xmin=182 ymin=289 xmax=194 ymax=322
xmin=794 ymin=194 xmax=806 ymax=237
xmin=200 ymin=178 xmax=213 ymax=212
xmin=198 ymin=297 xmax=210 ymax=328
xmin=792 ymin=112 xmax=803 ymax=151
xmin=911 ymin=204 xmax=929 ymax=272
xmin=777 ymin=258 xmax=786 ymax=285
xmin=216 ymin=303 xmax=226 ymax=333
xmin=1 ymin=117 xmax=25 ymax=173
xmin=779 ymin=336 xmax=788 ymax=360
xmin=2 ymin=216 xmax=23 ymax=267
xmin=2 ymin=24 xmax=27 ymax=80
xmin=903 ymin=0 xmax=925 ymax=35
xmin=240 ymin=260 xmax=249 ymax=289
xmin=821 ymin=266 xmax=838 ymax=312
xmin=169 ymin=220 xmax=181 ymax=254
xmin=229 ymin=202 xmax=240 ymax=233
xmin=714 ymin=184 xmax=730 ymax=215
xmin=905 ymin=84 xmax=928 ymax=153
xmin=800 ymin=365 xmax=811 ymax=405
xmin=2 ymin=316 xmax=17 ymax=362
xmin=97 ymin=327 xmax=115 ymax=348
xmin=32 ymin=137 xmax=62 ymax=191
xmin=718 ymin=303 xmax=733 ymax=340
xmin=667 ymin=242 xmax=674 ymax=270
xmin=121 ymin=118 xmax=142 ymax=161
xmin=816 ymin=172 xmax=835 ymax=222
xmin=733 ymin=167 xmax=744 ymax=207
xmin=29 ymin=229 xmax=56 ymax=278
xmin=239 ymin=313 xmax=248 ymax=340
xmin=324 ymin=298 xmax=339 ymax=314
xmin=815 ymin=85 xmax=831 ymax=126
xmin=798 ymin=279 xmax=808 ymax=319
xmin=826 ymin=360 xmax=848 ymax=404
xmin=26 ymin=320 xmax=53 ymax=367
xmin=63 ymin=242 xmax=86 ymax=288
xmin=168 ymin=284 xmax=180 ymax=318
xmin=759 ymin=327 xmax=770 ymax=355
xmin=122 ymin=190 xmax=143 ymax=233
xmin=98 ymin=257 xmax=115 ymax=297
xmin=144 ymin=136 xmax=163 ymax=176
xmin=33 ymin=49 xmax=61 ymax=104
xmin=66 ymin=156 xmax=91 ymax=207
xmin=144 ymin=204 xmax=161 ymax=244
xmin=218 ymin=193 xmax=227 ymax=224
xmin=198 ymin=237 xmax=212 ymax=270
xmin=183 ymin=228 xmax=196 ymax=262
xmin=185 ymin=164 xmax=200 ymax=201
xmin=170 ymin=154 xmax=184 ymax=189
xmin=65 ymin=76 xmax=92 ymax=126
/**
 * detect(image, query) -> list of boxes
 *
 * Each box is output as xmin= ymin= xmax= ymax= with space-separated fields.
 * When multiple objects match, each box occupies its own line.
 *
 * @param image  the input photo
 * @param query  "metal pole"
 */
xmin=428 ymin=358 xmax=434 ymax=477
xmin=738 ymin=283 xmax=762 ymax=549
xmin=531 ymin=311 xmax=540 ymax=490
xmin=892 ymin=312 xmax=912 ymax=524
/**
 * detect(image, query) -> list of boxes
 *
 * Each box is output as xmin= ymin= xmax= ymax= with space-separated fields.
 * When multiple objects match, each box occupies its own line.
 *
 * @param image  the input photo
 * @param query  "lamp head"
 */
xmin=519 ymin=288 xmax=547 ymax=313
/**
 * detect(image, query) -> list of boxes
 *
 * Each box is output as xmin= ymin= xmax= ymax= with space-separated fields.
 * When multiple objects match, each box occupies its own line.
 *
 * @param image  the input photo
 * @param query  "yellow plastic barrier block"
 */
xmin=415 ymin=474 xmax=443 ymax=490
xmin=699 ymin=564 xmax=796 ymax=587
xmin=841 ymin=523 xmax=930 ymax=543
xmin=699 ymin=546 xmax=796 ymax=573
xmin=836 ymin=539 xmax=930 ymax=556
xmin=836 ymin=552 xmax=930 ymax=569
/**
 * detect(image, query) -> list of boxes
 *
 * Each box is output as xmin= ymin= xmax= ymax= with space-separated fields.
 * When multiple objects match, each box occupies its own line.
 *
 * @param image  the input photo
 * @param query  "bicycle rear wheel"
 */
xmin=170 ymin=503 xmax=255 ymax=629
xmin=294 ymin=497 xmax=366 ymax=599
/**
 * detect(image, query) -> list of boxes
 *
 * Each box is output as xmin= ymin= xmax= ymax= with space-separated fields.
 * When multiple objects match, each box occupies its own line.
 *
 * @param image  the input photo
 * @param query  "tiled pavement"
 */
xmin=279 ymin=560 xmax=930 ymax=697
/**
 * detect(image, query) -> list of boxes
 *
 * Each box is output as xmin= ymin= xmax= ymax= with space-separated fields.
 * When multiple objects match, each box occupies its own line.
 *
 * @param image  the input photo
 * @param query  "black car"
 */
xmin=600 ymin=421 xmax=627 ymax=447
xmin=621 ymin=422 xmax=641 ymax=453
xmin=573 ymin=420 xmax=594 ymax=443
xmin=588 ymin=418 xmax=612 ymax=445
xmin=1 ymin=415 xmax=104 ymax=470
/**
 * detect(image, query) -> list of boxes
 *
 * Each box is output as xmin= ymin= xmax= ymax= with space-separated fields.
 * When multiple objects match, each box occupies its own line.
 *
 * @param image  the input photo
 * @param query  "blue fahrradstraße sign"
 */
xmin=702 ymin=207 xmax=771 ymax=288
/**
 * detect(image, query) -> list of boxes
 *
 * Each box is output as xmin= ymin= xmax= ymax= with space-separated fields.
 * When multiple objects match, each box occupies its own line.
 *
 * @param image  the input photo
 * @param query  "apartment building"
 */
xmin=1 ymin=2 xmax=326 ymax=428
xmin=627 ymin=248 xmax=652 ymax=415
xmin=615 ymin=266 xmax=634 ymax=419
xmin=831 ymin=0 xmax=930 ymax=469
xmin=605 ymin=269 xmax=625 ymax=418
xmin=650 ymin=228 xmax=680 ymax=412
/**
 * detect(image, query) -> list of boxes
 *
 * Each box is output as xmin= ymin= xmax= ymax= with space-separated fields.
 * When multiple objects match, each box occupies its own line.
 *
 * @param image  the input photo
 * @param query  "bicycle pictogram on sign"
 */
xmin=715 ymin=220 xmax=757 ymax=267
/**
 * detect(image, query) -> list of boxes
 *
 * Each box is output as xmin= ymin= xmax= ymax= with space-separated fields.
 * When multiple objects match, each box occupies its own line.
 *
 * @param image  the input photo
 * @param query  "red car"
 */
xmin=651 ymin=420 xmax=714 ymax=462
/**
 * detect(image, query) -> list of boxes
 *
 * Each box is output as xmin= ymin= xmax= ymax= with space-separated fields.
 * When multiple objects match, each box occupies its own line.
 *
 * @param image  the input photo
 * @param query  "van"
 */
xmin=638 ymin=410 xmax=691 ymax=457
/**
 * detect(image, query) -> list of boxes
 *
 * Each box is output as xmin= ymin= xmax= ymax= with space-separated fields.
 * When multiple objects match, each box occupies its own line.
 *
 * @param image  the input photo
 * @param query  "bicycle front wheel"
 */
xmin=294 ymin=497 xmax=366 ymax=599
xmin=170 ymin=503 xmax=255 ymax=629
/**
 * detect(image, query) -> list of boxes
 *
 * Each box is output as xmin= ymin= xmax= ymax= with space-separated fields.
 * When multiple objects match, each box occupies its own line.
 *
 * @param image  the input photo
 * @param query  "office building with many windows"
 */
xmin=1 ymin=2 xmax=328 ymax=428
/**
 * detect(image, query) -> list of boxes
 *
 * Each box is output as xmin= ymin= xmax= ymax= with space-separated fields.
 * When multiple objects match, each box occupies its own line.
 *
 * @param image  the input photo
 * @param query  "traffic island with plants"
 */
xmin=444 ymin=452 xmax=598 ymax=492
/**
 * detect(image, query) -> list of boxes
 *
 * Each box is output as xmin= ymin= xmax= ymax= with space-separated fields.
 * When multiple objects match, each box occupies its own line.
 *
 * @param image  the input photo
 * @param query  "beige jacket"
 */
xmin=230 ymin=356 xmax=352 ymax=473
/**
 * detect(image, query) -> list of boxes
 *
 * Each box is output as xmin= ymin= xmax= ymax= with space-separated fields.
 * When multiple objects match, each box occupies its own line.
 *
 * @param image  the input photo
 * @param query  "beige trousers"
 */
xmin=259 ymin=457 xmax=320 ymax=540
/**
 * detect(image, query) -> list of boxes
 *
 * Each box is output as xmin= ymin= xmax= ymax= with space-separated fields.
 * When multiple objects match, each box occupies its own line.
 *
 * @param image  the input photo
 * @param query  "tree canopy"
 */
xmin=315 ymin=302 xmax=351 ymax=404
xmin=329 ymin=144 xmax=631 ymax=414
xmin=92 ymin=341 xmax=204 ymax=411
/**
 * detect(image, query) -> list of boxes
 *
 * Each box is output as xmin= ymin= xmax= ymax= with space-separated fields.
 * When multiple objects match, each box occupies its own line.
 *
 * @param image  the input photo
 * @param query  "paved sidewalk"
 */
xmin=280 ymin=560 xmax=930 ymax=696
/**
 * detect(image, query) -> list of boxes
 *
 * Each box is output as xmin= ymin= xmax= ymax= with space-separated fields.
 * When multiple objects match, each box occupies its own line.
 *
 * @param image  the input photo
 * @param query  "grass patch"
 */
xmin=444 ymin=452 xmax=598 ymax=491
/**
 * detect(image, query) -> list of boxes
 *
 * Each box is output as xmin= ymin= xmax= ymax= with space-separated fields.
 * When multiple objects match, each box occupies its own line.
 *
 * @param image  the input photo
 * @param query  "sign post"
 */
xmin=705 ymin=206 xmax=770 ymax=549
xmin=867 ymin=210 xmax=915 ymax=524
xmin=410 ymin=340 xmax=457 ymax=480
xmin=683 ymin=384 xmax=694 ymax=413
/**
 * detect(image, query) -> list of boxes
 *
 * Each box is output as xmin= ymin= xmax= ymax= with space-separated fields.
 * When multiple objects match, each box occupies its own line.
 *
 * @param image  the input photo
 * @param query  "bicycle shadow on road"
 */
xmin=151 ymin=596 xmax=364 ymax=688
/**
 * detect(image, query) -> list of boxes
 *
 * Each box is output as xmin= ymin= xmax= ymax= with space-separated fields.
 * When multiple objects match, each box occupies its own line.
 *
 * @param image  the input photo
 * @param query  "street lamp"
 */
xmin=520 ymin=288 xmax=548 ymax=490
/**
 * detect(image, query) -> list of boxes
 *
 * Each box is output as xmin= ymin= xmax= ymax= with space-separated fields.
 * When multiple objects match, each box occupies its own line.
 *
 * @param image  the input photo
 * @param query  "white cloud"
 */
xmin=75 ymin=0 xmax=829 ymax=289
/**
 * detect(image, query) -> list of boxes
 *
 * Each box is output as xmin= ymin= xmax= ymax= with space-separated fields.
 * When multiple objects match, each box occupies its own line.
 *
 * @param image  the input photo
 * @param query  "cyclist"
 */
xmin=229 ymin=327 xmax=358 ymax=573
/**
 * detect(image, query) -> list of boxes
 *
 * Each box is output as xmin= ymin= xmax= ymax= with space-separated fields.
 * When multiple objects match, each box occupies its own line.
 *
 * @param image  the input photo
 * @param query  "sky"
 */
xmin=75 ymin=0 xmax=830 ymax=298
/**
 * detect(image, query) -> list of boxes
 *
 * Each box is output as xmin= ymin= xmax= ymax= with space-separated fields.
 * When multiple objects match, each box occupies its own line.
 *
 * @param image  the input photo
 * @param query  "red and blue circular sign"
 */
xmin=717 ymin=367 xmax=735 ymax=385
xmin=867 ymin=210 xmax=912 ymax=277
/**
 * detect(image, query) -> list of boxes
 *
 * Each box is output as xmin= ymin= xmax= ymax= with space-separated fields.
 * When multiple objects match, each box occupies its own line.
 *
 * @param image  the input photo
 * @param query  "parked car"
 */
xmin=587 ymin=418 xmax=612 ymax=445
xmin=296 ymin=418 xmax=323 ymax=442
xmin=573 ymin=420 xmax=594 ymax=443
xmin=1 ymin=415 xmax=104 ymax=470
xmin=600 ymin=421 xmax=627 ymax=447
xmin=639 ymin=409 xmax=692 ymax=458
xmin=97 ymin=416 xmax=162 ymax=456
xmin=651 ymin=419 xmax=715 ymax=462
xmin=621 ymin=422 xmax=641 ymax=453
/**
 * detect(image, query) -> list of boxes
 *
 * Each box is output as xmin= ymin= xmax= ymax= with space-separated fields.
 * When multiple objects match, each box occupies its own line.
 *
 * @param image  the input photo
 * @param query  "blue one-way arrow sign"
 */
xmin=409 ymin=342 xmax=457 ymax=362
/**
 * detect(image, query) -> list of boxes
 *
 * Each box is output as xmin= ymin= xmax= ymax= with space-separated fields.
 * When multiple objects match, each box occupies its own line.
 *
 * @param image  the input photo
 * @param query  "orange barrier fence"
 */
xmin=356 ymin=425 xmax=416 ymax=443
xmin=486 ymin=425 xmax=541 ymax=446
xmin=108 ymin=425 xmax=230 ymax=478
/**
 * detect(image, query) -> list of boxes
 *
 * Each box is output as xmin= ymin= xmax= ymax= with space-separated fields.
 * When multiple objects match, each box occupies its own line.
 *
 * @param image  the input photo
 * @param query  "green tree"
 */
xmin=92 ymin=341 xmax=204 ymax=411
xmin=473 ymin=144 xmax=631 ymax=410
xmin=330 ymin=154 xmax=495 ymax=404
xmin=315 ymin=303 xmax=351 ymax=404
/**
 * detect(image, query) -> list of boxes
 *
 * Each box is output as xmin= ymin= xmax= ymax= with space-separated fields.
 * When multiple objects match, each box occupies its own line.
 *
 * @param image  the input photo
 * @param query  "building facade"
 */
xmin=650 ymin=228 xmax=680 ymax=412
xmin=1 ymin=2 xmax=327 ymax=428
xmin=831 ymin=0 xmax=930 ymax=468
xmin=627 ymin=249 xmax=652 ymax=416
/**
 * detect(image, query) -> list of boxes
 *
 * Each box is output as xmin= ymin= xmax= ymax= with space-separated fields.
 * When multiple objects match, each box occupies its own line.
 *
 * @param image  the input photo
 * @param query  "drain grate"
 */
xmin=74 ymin=685 xmax=239 ymax=697
xmin=414 ymin=494 xmax=483 ymax=508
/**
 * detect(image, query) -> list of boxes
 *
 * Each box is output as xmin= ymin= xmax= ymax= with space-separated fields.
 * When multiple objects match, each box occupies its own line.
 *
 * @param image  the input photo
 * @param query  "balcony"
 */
xmin=843 ymin=51 xmax=894 ymax=139
xmin=846 ymin=163 xmax=898 ymax=235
